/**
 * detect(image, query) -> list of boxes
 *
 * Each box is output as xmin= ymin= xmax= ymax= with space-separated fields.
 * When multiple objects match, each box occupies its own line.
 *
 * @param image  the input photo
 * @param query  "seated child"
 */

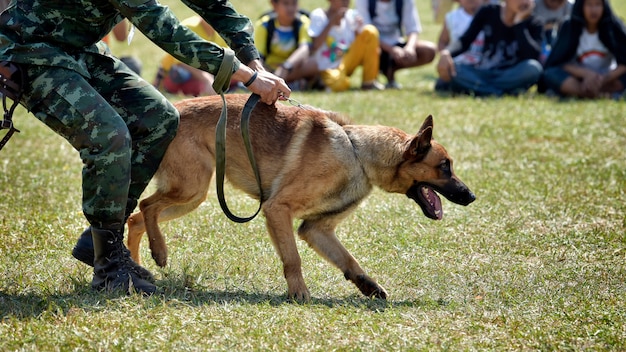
xmin=542 ymin=0 xmax=626 ymax=99
xmin=153 ymin=16 xmax=227 ymax=96
xmin=308 ymin=0 xmax=384 ymax=91
xmin=356 ymin=0 xmax=437 ymax=89
xmin=255 ymin=0 xmax=319 ymax=90
xmin=437 ymin=0 xmax=544 ymax=96
xmin=435 ymin=0 xmax=489 ymax=91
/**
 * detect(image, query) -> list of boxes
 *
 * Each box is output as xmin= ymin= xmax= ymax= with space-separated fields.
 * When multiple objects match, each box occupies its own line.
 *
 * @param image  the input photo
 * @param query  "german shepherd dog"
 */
xmin=127 ymin=94 xmax=475 ymax=301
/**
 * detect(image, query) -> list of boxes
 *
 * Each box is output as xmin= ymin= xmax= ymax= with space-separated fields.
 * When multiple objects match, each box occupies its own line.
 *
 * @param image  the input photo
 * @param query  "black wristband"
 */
xmin=281 ymin=62 xmax=294 ymax=73
xmin=243 ymin=71 xmax=258 ymax=87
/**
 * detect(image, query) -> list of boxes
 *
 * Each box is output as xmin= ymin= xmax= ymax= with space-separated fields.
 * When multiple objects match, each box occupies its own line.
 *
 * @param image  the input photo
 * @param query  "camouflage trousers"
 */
xmin=20 ymin=51 xmax=179 ymax=229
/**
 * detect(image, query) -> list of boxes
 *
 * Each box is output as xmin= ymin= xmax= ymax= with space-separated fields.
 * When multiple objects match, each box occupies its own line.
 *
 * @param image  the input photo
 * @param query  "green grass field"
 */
xmin=1 ymin=1 xmax=625 ymax=350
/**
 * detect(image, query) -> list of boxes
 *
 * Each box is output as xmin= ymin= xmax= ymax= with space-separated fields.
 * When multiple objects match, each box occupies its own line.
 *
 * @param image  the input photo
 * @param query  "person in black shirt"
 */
xmin=437 ymin=0 xmax=543 ymax=96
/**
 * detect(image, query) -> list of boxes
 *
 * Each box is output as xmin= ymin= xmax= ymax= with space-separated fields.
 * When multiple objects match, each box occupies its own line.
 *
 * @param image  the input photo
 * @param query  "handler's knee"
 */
xmin=87 ymin=115 xmax=132 ymax=161
xmin=155 ymin=103 xmax=179 ymax=147
xmin=162 ymin=104 xmax=179 ymax=139
xmin=133 ymin=98 xmax=180 ymax=147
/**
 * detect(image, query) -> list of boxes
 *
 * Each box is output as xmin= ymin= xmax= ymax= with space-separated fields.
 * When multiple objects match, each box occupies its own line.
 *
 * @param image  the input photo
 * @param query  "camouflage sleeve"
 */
xmin=113 ymin=0 xmax=241 ymax=75
xmin=181 ymin=0 xmax=260 ymax=65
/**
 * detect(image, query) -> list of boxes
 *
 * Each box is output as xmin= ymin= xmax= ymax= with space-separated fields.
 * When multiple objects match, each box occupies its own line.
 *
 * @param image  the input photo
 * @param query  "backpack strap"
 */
xmin=395 ymin=0 xmax=403 ymax=32
xmin=368 ymin=0 xmax=376 ymax=21
xmin=292 ymin=14 xmax=303 ymax=49
xmin=368 ymin=0 xmax=404 ymax=32
xmin=264 ymin=11 xmax=307 ymax=58
xmin=264 ymin=13 xmax=276 ymax=58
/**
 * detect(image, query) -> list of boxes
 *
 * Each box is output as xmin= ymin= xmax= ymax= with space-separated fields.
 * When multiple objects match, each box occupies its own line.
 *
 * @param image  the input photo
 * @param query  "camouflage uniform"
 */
xmin=0 ymin=0 xmax=260 ymax=228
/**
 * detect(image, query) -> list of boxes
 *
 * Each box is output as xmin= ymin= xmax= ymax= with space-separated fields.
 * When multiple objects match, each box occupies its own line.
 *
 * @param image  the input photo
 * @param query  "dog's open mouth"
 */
xmin=406 ymin=184 xmax=443 ymax=220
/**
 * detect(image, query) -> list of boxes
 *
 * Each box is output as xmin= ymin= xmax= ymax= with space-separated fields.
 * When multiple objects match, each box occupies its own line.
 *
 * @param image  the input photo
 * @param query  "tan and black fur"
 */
xmin=127 ymin=94 xmax=475 ymax=301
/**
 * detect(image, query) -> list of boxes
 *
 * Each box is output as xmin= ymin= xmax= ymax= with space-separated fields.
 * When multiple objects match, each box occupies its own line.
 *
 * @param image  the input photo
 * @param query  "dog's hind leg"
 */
xmin=298 ymin=219 xmax=388 ymax=299
xmin=129 ymin=161 xmax=213 ymax=268
xmin=128 ymin=197 xmax=206 ymax=266
xmin=127 ymin=211 xmax=147 ymax=264
xmin=138 ymin=191 xmax=208 ymax=268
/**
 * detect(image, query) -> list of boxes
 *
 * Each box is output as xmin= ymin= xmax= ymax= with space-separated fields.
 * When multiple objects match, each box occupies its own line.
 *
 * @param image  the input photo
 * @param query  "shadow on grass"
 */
xmin=0 ymin=279 xmax=436 ymax=319
xmin=158 ymin=287 xmax=428 ymax=312
xmin=154 ymin=273 xmax=439 ymax=311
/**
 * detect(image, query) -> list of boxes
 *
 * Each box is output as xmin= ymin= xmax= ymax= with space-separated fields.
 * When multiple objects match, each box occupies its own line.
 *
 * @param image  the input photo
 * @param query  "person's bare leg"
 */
xmin=559 ymin=77 xmax=586 ymax=98
xmin=388 ymin=41 xmax=436 ymax=85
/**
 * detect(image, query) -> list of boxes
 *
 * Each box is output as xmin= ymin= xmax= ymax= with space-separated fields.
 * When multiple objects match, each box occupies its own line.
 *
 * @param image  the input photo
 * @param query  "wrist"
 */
xmin=280 ymin=62 xmax=294 ymax=73
xmin=243 ymin=71 xmax=258 ymax=87
xmin=247 ymin=59 xmax=265 ymax=72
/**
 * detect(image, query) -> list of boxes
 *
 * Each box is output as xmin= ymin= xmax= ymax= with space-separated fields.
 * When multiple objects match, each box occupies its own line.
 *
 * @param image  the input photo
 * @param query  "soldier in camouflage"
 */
xmin=0 ymin=0 xmax=290 ymax=295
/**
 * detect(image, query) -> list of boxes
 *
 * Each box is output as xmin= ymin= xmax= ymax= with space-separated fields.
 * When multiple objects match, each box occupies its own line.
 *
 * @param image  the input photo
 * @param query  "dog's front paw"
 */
xmin=287 ymin=278 xmax=311 ymax=302
xmin=151 ymin=250 xmax=168 ymax=267
xmin=354 ymin=274 xmax=388 ymax=299
xmin=288 ymin=287 xmax=311 ymax=303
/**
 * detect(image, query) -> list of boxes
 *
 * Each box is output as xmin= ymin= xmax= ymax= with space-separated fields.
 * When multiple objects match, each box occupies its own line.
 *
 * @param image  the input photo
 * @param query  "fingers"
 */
xmin=436 ymin=54 xmax=456 ymax=82
xmin=266 ymin=77 xmax=290 ymax=105
xmin=261 ymin=90 xmax=281 ymax=105
xmin=436 ymin=59 xmax=449 ymax=81
xmin=400 ymin=50 xmax=418 ymax=66
xmin=249 ymin=71 xmax=290 ymax=105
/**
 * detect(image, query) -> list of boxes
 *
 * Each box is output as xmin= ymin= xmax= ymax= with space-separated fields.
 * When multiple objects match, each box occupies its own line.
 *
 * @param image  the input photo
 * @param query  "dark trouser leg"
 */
xmin=68 ymin=55 xmax=178 ymax=275
xmin=21 ymin=54 xmax=178 ymax=293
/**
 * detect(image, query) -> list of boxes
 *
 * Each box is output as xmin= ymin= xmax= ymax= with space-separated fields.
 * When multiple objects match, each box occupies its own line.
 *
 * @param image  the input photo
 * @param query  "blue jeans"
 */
xmin=542 ymin=66 xmax=570 ymax=93
xmin=449 ymin=59 xmax=543 ymax=96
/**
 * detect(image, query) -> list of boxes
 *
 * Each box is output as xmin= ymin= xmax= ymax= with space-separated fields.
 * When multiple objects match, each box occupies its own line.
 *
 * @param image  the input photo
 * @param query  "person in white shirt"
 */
xmin=309 ymin=0 xmax=385 ymax=91
xmin=356 ymin=0 xmax=436 ymax=89
xmin=434 ymin=0 xmax=490 ymax=91
xmin=436 ymin=0 xmax=544 ymax=96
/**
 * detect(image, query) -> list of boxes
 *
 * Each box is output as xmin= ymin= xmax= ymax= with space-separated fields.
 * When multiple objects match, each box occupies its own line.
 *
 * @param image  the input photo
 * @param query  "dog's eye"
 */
xmin=440 ymin=160 xmax=451 ymax=175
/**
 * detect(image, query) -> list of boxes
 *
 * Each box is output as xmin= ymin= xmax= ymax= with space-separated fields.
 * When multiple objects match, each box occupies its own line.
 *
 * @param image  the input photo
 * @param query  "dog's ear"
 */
xmin=418 ymin=115 xmax=433 ymax=136
xmin=404 ymin=115 xmax=433 ymax=161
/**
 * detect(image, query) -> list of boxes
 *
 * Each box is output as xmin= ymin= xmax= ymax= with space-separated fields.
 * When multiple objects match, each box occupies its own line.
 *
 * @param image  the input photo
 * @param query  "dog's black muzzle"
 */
xmin=406 ymin=176 xmax=475 ymax=220
xmin=436 ymin=176 xmax=476 ymax=206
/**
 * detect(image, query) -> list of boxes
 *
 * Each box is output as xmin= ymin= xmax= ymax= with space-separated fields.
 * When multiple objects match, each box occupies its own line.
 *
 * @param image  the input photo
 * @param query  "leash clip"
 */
xmin=1 ymin=117 xmax=13 ymax=129
xmin=0 ymin=120 xmax=21 ymax=151
xmin=284 ymin=96 xmax=310 ymax=110
xmin=0 ymin=61 xmax=24 ymax=151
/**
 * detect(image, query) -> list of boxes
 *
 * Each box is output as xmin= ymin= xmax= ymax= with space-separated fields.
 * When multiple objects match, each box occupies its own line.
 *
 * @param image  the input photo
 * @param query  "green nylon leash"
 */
xmin=212 ymin=50 xmax=264 ymax=223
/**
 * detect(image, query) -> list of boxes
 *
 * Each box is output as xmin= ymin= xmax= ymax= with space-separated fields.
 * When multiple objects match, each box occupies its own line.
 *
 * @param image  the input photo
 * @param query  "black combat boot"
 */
xmin=71 ymin=226 xmax=95 ymax=265
xmin=91 ymin=227 xmax=157 ymax=295
xmin=73 ymin=199 xmax=138 ymax=266
xmin=73 ymin=227 xmax=155 ymax=283
xmin=71 ymin=201 xmax=154 ymax=282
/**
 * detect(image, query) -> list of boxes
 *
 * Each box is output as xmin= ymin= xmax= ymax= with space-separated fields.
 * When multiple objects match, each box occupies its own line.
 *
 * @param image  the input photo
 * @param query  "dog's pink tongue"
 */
xmin=424 ymin=187 xmax=443 ymax=220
